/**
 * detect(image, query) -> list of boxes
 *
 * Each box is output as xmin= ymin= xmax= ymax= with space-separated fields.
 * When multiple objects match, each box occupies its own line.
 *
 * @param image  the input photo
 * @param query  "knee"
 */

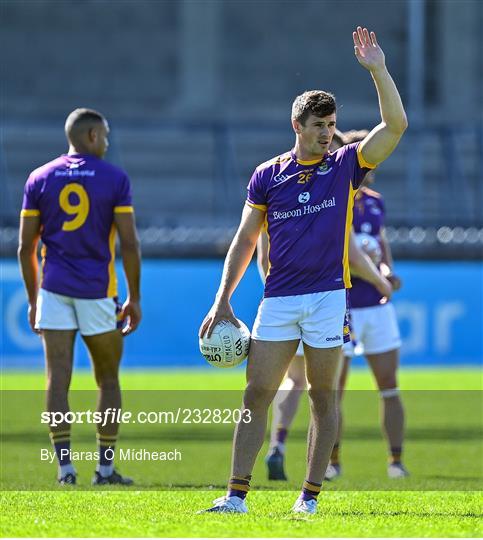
xmin=244 ymin=383 xmax=276 ymax=410
xmin=307 ymin=386 xmax=337 ymax=413
xmin=96 ymin=375 xmax=120 ymax=391
xmin=47 ymin=369 xmax=71 ymax=393
xmin=377 ymin=375 xmax=398 ymax=391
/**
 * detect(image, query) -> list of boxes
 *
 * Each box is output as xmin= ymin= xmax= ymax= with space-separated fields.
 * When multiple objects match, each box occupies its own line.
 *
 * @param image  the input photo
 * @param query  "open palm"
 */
xmin=353 ymin=27 xmax=385 ymax=71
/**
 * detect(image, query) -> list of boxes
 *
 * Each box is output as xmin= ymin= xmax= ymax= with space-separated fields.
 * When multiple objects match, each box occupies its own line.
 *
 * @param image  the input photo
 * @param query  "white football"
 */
xmin=199 ymin=319 xmax=251 ymax=368
xmin=355 ymin=232 xmax=382 ymax=266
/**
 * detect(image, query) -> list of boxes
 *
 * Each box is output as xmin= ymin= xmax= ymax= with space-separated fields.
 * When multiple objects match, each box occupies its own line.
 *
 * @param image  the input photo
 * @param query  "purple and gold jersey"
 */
xmin=21 ymin=153 xmax=133 ymax=299
xmin=351 ymin=187 xmax=386 ymax=308
xmin=247 ymin=142 xmax=375 ymax=298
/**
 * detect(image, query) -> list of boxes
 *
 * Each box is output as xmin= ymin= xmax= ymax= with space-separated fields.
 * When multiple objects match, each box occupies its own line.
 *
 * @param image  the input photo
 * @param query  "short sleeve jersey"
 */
xmin=21 ymin=153 xmax=133 ymax=299
xmin=247 ymin=143 xmax=375 ymax=298
xmin=351 ymin=187 xmax=386 ymax=308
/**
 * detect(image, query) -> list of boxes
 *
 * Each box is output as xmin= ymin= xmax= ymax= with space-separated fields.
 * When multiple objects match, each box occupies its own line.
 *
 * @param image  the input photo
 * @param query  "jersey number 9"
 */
xmin=59 ymin=183 xmax=90 ymax=231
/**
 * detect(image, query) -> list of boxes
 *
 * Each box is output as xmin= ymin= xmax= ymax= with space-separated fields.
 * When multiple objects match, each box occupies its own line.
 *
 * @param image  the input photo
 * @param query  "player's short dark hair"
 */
xmin=291 ymin=90 xmax=337 ymax=125
xmin=65 ymin=108 xmax=106 ymax=142
xmin=343 ymin=129 xmax=370 ymax=144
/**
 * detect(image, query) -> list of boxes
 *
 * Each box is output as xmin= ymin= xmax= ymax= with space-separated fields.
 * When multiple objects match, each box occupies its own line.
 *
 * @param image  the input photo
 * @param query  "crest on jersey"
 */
xmin=317 ymin=162 xmax=332 ymax=175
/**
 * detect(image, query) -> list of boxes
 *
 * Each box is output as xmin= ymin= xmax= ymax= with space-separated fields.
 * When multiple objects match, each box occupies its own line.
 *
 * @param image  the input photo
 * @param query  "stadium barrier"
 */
xmin=1 ymin=259 xmax=481 ymax=368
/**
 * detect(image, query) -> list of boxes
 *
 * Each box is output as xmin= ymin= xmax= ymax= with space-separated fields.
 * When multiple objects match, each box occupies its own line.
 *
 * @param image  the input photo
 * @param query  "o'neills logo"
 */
xmin=272 ymin=197 xmax=336 ymax=220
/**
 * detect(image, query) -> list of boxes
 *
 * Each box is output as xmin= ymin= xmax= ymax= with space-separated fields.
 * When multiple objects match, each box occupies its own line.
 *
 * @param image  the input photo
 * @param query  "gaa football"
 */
xmin=355 ymin=232 xmax=382 ymax=265
xmin=199 ymin=319 xmax=250 ymax=368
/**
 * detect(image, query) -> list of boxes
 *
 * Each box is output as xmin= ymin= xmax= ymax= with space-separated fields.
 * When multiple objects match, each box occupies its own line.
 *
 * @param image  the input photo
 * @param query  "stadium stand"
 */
xmin=1 ymin=0 xmax=481 ymax=257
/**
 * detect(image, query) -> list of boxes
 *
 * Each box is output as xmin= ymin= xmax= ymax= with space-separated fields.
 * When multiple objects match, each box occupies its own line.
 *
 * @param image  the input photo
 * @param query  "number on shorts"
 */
xmin=59 ymin=183 xmax=90 ymax=231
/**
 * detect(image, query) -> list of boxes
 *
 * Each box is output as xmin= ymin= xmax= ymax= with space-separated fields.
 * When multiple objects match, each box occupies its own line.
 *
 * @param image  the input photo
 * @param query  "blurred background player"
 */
xmin=328 ymin=129 xmax=408 ymax=480
xmin=263 ymin=129 xmax=408 ymax=483
xmin=261 ymin=229 xmax=394 ymax=480
xmin=18 ymin=108 xmax=142 ymax=485
xmin=199 ymin=27 xmax=407 ymax=514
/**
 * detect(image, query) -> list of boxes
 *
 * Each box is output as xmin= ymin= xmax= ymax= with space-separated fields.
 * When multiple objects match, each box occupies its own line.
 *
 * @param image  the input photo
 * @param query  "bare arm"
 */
xmin=379 ymin=227 xmax=402 ymax=290
xmin=379 ymin=227 xmax=394 ymax=268
xmin=353 ymin=27 xmax=408 ymax=166
xmin=199 ymin=204 xmax=266 ymax=338
xmin=349 ymin=231 xmax=392 ymax=298
xmin=17 ymin=216 xmax=41 ymax=333
xmin=256 ymin=230 xmax=269 ymax=283
xmin=114 ymin=212 xmax=142 ymax=335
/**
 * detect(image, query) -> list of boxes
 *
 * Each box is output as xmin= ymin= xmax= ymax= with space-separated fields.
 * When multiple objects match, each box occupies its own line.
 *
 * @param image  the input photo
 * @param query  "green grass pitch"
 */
xmin=1 ymin=368 xmax=482 ymax=537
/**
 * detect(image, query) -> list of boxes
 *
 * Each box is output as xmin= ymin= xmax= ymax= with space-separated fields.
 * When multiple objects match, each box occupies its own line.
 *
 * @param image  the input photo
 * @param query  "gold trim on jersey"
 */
xmin=114 ymin=206 xmax=134 ymax=213
xmin=40 ymin=244 xmax=47 ymax=288
xmin=356 ymin=144 xmax=377 ymax=169
xmin=258 ymin=153 xmax=291 ymax=169
xmin=295 ymin=157 xmax=323 ymax=166
xmin=20 ymin=209 xmax=40 ymax=217
xmin=107 ymin=225 xmax=118 ymax=297
xmin=264 ymin=214 xmax=272 ymax=279
xmin=343 ymin=184 xmax=356 ymax=288
xmin=246 ymin=202 xmax=267 ymax=212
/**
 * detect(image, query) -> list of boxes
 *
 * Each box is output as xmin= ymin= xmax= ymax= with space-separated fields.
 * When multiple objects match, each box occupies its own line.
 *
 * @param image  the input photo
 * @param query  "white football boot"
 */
xmin=324 ymin=463 xmax=341 ymax=481
xmin=200 ymin=495 xmax=248 ymax=513
xmin=388 ymin=462 xmax=410 ymax=478
xmin=292 ymin=496 xmax=318 ymax=515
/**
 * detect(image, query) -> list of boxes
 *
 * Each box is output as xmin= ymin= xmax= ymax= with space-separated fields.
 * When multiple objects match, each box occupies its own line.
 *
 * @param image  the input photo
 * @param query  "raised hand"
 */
xmin=353 ymin=27 xmax=385 ymax=72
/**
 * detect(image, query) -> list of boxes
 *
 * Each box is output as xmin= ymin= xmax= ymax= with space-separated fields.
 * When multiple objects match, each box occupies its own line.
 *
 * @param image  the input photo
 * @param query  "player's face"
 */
xmin=92 ymin=121 xmax=110 ymax=158
xmin=294 ymin=113 xmax=337 ymax=158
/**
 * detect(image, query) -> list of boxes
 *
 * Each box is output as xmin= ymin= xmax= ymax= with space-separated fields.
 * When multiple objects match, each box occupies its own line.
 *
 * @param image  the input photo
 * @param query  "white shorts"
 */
xmin=252 ymin=289 xmax=348 ymax=349
xmin=344 ymin=302 xmax=401 ymax=356
xmin=36 ymin=289 xmax=121 ymax=336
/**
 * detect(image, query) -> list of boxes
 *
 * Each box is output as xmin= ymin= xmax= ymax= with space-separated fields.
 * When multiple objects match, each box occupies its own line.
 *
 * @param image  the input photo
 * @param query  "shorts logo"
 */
xmin=326 ymin=335 xmax=341 ymax=342
xmin=298 ymin=192 xmax=310 ymax=204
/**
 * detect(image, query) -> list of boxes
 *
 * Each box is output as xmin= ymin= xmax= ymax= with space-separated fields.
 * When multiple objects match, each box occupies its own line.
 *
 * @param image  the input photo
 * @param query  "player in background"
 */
xmin=325 ymin=129 xmax=408 ymax=479
xmin=264 ymin=129 xmax=408 ymax=482
xmin=261 ymin=229 xmax=395 ymax=479
xmin=199 ymin=27 xmax=407 ymax=514
xmin=18 ymin=108 xmax=141 ymax=485
xmin=261 ymin=132 xmax=393 ymax=481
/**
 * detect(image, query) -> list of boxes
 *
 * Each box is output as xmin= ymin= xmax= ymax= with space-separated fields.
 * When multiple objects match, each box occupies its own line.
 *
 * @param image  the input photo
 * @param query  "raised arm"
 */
xmin=353 ymin=27 xmax=408 ymax=166
xmin=199 ymin=204 xmax=266 ymax=338
xmin=18 ymin=216 xmax=41 ymax=333
xmin=114 ymin=212 xmax=142 ymax=335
